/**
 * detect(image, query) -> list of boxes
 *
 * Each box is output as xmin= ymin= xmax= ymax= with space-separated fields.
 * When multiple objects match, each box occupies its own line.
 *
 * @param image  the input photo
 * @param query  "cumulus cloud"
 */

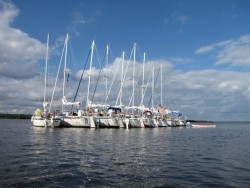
xmin=0 ymin=0 xmax=45 ymax=79
xmin=195 ymin=35 xmax=250 ymax=67
xmin=0 ymin=76 xmax=43 ymax=113
xmin=67 ymin=57 xmax=250 ymax=121
xmin=0 ymin=0 xmax=47 ymax=114
xmin=0 ymin=0 xmax=17 ymax=25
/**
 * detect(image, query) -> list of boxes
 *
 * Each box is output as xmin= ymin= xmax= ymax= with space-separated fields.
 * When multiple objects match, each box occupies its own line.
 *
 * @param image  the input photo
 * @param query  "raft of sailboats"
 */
xmin=31 ymin=34 xmax=187 ymax=128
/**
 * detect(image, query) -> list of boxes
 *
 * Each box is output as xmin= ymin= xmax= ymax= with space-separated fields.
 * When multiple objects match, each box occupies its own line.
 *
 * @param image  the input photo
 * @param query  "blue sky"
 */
xmin=1 ymin=0 xmax=250 ymax=121
xmin=12 ymin=0 xmax=250 ymax=59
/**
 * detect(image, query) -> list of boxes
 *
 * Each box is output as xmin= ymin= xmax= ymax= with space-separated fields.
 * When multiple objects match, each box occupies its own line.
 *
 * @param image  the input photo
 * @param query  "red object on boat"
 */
xmin=192 ymin=124 xmax=216 ymax=128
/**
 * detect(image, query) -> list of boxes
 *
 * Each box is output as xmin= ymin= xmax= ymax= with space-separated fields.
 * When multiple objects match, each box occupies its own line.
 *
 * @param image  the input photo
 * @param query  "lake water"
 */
xmin=0 ymin=119 xmax=250 ymax=187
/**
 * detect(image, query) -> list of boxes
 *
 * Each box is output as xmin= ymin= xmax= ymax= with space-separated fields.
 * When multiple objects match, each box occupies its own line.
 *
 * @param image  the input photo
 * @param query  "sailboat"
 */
xmin=115 ymin=44 xmax=145 ymax=128
xmin=87 ymin=44 xmax=123 ymax=128
xmin=31 ymin=34 xmax=61 ymax=127
xmin=155 ymin=64 xmax=168 ymax=127
xmin=58 ymin=34 xmax=95 ymax=128
xmin=138 ymin=61 xmax=158 ymax=128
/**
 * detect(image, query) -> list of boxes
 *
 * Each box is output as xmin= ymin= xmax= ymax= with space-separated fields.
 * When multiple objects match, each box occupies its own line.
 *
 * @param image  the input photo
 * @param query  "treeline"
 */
xmin=0 ymin=114 xmax=32 ymax=119
xmin=187 ymin=120 xmax=214 ymax=123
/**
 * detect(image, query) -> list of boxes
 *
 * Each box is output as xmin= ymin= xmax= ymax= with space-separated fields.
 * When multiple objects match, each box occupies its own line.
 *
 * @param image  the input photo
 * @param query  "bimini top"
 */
xmin=168 ymin=111 xmax=182 ymax=117
xmin=107 ymin=106 xmax=122 ymax=113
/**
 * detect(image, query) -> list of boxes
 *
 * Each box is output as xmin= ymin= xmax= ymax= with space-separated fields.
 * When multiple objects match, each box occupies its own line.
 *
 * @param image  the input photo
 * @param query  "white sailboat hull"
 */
xmin=31 ymin=116 xmax=61 ymax=127
xmin=122 ymin=117 xmax=144 ymax=128
xmin=142 ymin=118 xmax=155 ymax=128
xmin=60 ymin=116 xmax=95 ymax=128
xmin=49 ymin=117 xmax=61 ymax=127
xmin=166 ymin=119 xmax=176 ymax=127
xmin=94 ymin=116 xmax=121 ymax=128
xmin=31 ymin=117 xmax=46 ymax=127
xmin=158 ymin=119 xmax=168 ymax=127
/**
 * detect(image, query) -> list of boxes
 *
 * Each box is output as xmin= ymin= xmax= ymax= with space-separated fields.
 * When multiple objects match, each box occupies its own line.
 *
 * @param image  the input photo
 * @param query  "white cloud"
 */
xmin=169 ymin=57 xmax=193 ymax=64
xmin=0 ymin=0 xmax=45 ymax=79
xmin=68 ymin=56 xmax=250 ymax=121
xmin=0 ymin=0 xmax=18 ymax=25
xmin=0 ymin=0 xmax=48 ymax=114
xmin=195 ymin=34 xmax=250 ymax=67
xmin=169 ymin=69 xmax=250 ymax=121
xmin=216 ymin=36 xmax=250 ymax=66
xmin=195 ymin=45 xmax=215 ymax=54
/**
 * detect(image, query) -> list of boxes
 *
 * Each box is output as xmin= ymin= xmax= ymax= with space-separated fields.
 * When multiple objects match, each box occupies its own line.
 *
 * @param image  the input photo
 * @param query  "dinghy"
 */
xmin=192 ymin=124 xmax=216 ymax=128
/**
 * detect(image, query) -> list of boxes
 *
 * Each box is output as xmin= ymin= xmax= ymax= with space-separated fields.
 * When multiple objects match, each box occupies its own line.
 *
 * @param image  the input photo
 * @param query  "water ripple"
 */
xmin=0 ymin=120 xmax=250 ymax=187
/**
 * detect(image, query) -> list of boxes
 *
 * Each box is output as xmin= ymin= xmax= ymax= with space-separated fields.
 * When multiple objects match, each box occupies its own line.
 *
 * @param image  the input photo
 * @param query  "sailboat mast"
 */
xmin=87 ymin=40 xmax=95 ymax=104
xmin=49 ymin=35 xmax=66 ymax=113
xmin=132 ymin=43 xmax=136 ymax=106
xmin=160 ymin=64 xmax=163 ymax=106
xmin=141 ymin=52 xmax=145 ymax=106
xmin=44 ymin=34 xmax=49 ymax=102
xmin=62 ymin=33 xmax=69 ymax=112
xmin=120 ymin=51 xmax=125 ymax=106
xmin=105 ymin=45 xmax=109 ymax=99
xmin=152 ymin=66 xmax=154 ymax=109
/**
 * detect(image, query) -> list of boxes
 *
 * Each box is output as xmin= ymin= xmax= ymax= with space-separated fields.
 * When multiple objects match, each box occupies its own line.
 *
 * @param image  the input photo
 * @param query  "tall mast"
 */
xmin=62 ymin=33 xmax=69 ymax=112
xmin=87 ymin=40 xmax=95 ymax=105
xmin=49 ymin=35 xmax=67 ymax=113
xmin=120 ymin=51 xmax=125 ymax=106
xmin=141 ymin=52 xmax=145 ymax=106
xmin=152 ymin=66 xmax=154 ymax=109
xmin=132 ymin=43 xmax=136 ymax=106
xmin=105 ymin=45 xmax=109 ymax=99
xmin=44 ymin=34 xmax=49 ymax=102
xmin=160 ymin=64 xmax=163 ymax=106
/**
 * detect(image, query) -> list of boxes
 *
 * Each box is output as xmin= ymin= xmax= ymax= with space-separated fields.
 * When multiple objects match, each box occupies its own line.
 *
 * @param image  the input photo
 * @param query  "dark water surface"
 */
xmin=0 ymin=119 xmax=250 ymax=187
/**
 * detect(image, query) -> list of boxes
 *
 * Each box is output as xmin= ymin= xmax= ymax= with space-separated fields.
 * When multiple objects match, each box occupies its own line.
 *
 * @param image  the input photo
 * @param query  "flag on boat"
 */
xmin=157 ymin=105 xmax=166 ymax=116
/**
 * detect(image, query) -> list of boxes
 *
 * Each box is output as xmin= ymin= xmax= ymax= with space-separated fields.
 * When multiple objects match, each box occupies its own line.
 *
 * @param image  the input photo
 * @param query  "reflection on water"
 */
xmin=0 ymin=119 xmax=250 ymax=187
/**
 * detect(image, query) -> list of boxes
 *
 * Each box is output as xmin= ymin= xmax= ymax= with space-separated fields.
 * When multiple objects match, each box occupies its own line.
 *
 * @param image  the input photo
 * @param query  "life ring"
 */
xmin=143 ymin=110 xmax=153 ymax=118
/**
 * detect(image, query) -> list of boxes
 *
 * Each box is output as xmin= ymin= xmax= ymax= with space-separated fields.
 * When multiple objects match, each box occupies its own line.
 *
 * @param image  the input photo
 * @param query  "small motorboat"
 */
xmin=191 ymin=124 xmax=216 ymax=128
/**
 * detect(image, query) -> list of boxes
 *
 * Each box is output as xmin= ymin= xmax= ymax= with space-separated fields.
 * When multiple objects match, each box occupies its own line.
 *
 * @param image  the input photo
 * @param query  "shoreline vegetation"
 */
xmin=0 ymin=113 xmax=32 ymax=119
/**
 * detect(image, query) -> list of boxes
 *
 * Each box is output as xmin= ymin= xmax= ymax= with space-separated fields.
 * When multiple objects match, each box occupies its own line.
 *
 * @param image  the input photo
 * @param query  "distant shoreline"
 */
xmin=0 ymin=114 xmax=32 ymax=119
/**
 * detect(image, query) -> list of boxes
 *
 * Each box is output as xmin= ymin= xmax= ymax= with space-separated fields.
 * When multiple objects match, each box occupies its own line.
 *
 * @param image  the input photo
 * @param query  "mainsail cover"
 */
xmin=62 ymin=96 xmax=80 ymax=107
